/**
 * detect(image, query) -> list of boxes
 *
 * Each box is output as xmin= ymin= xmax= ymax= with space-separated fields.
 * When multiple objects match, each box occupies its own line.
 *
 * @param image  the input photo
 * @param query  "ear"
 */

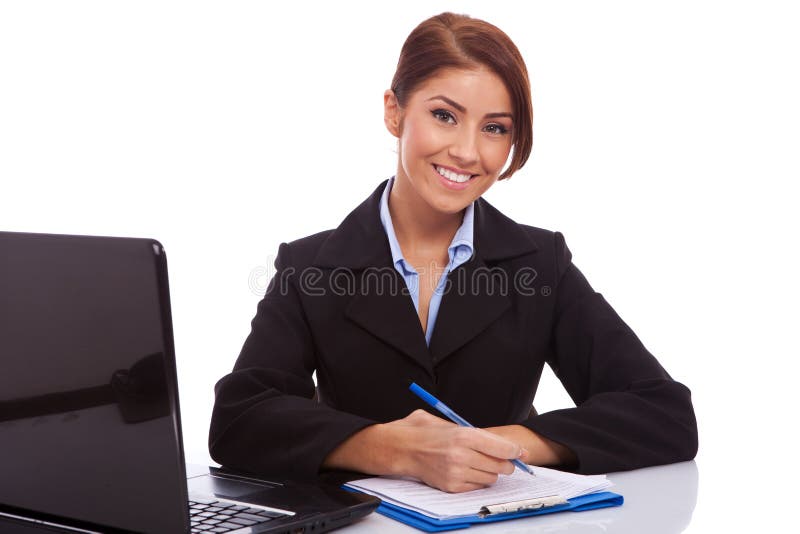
xmin=383 ymin=89 xmax=402 ymax=138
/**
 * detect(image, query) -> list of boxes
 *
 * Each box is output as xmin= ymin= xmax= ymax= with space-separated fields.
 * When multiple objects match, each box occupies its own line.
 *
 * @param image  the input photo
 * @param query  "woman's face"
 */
xmin=385 ymin=67 xmax=514 ymax=215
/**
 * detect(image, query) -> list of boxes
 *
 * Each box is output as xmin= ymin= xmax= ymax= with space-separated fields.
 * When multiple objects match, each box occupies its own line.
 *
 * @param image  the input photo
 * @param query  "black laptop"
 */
xmin=0 ymin=231 xmax=379 ymax=534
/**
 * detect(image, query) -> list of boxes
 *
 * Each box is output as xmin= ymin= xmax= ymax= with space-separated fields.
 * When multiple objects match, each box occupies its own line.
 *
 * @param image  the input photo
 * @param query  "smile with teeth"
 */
xmin=435 ymin=165 xmax=474 ymax=184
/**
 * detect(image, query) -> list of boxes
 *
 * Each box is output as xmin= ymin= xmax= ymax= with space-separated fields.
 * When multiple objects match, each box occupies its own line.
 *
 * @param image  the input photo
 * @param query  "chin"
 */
xmin=427 ymin=196 xmax=471 ymax=215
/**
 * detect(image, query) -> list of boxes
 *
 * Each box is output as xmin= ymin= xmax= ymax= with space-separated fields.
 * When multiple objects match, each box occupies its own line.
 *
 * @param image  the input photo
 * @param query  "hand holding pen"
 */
xmin=409 ymin=382 xmax=536 ymax=476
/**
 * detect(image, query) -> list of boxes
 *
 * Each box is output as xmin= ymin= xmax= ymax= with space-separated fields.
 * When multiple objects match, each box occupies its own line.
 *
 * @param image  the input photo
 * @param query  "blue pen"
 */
xmin=409 ymin=382 xmax=535 ymax=476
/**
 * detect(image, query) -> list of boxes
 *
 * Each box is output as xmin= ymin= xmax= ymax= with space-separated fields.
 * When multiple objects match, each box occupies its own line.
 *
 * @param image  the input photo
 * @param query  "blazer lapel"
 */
xmin=429 ymin=197 xmax=540 ymax=366
xmin=314 ymin=180 xmax=434 ymax=376
xmin=428 ymin=255 xmax=511 ymax=365
xmin=344 ymin=285 xmax=433 ymax=377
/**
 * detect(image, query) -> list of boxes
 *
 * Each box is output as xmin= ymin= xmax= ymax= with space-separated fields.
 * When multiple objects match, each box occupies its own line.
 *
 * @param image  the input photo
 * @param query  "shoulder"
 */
xmin=520 ymin=224 xmax=570 ymax=259
xmin=274 ymin=180 xmax=390 ymax=271
xmin=519 ymin=223 xmax=562 ymax=246
xmin=474 ymin=197 xmax=569 ymax=265
xmin=276 ymin=230 xmax=335 ymax=269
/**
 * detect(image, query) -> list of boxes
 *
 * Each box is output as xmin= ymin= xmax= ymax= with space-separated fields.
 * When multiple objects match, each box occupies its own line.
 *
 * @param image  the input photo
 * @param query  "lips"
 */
xmin=434 ymin=165 xmax=474 ymax=183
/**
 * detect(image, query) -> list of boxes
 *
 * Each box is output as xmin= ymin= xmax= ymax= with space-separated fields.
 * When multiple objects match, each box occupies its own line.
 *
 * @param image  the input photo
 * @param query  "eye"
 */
xmin=431 ymin=109 xmax=456 ymax=124
xmin=483 ymin=123 xmax=509 ymax=135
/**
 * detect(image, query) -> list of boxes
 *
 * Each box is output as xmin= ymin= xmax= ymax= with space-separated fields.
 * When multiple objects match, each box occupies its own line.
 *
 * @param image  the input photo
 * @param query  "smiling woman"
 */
xmin=383 ymin=65 xmax=517 ymax=343
xmin=388 ymin=12 xmax=532 ymax=181
xmin=208 ymin=11 xmax=698 ymax=494
xmin=386 ymin=67 xmax=514 ymax=214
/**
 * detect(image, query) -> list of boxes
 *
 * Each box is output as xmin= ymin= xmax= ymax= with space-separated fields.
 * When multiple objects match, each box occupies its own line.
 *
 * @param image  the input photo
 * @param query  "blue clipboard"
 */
xmin=347 ymin=488 xmax=623 ymax=532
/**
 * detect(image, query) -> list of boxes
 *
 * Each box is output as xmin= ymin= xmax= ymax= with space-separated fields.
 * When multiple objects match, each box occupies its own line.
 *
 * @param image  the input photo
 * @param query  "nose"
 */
xmin=448 ymin=127 xmax=479 ymax=167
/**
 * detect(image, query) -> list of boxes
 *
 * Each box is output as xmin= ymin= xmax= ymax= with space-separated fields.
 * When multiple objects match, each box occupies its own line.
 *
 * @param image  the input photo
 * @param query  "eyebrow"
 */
xmin=426 ymin=95 xmax=514 ymax=120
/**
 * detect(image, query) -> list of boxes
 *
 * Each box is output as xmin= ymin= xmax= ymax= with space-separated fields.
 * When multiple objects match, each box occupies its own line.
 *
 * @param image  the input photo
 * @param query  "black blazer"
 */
xmin=209 ymin=180 xmax=698 ymax=480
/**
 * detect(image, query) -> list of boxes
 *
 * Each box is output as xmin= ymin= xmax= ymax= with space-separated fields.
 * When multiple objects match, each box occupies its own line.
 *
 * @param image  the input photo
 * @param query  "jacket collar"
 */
xmin=313 ymin=179 xmax=539 ymax=269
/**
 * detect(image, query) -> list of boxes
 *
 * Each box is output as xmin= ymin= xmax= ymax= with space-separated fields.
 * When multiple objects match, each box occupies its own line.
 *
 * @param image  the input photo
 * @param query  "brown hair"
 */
xmin=390 ymin=12 xmax=532 ymax=179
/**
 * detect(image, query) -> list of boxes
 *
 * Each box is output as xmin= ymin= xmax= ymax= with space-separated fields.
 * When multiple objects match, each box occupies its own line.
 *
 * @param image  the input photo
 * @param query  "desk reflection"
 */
xmin=343 ymin=461 xmax=699 ymax=533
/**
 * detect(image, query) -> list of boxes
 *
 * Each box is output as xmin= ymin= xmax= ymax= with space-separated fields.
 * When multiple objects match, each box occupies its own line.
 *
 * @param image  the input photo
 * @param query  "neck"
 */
xmin=388 ymin=176 xmax=464 ymax=258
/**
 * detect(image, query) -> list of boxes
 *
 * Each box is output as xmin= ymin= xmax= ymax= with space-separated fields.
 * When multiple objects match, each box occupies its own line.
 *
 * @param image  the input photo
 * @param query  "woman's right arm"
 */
xmin=210 ymin=242 xmax=524 ymax=489
xmin=209 ymin=243 xmax=377 ymax=480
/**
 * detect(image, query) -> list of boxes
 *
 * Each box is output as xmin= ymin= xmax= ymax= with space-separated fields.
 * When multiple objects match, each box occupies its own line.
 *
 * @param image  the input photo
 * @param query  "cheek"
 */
xmin=481 ymin=140 xmax=513 ymax=172
xmin=401 ymin=119 xmax=446 ymax=161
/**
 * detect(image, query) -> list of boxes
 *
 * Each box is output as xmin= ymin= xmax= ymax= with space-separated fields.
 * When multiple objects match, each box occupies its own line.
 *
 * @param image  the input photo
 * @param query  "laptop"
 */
xmin=0 ymin=231 xmax=379 ymax=534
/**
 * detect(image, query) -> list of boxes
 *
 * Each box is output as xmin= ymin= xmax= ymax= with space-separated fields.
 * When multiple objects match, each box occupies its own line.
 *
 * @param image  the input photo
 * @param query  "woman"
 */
xmin=209 ymin=12 xmax=697 ymax=493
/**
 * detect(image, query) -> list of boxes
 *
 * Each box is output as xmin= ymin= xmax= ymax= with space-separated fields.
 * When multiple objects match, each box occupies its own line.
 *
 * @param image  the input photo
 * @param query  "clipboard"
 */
xmin=347 ymin=489 xmax=623 ymax=532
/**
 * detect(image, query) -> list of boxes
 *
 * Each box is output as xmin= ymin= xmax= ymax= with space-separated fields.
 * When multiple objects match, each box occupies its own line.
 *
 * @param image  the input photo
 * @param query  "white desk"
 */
xmin=338 ymin=461 xmax=698 ymax=533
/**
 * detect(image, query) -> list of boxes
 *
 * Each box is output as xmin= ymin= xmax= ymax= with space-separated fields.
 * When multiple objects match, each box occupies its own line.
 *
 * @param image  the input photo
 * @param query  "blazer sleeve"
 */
xmin=208 ymin=242 xmax=377 ymax=481
xmin=523 ymin=232 xmax=698 ymax=474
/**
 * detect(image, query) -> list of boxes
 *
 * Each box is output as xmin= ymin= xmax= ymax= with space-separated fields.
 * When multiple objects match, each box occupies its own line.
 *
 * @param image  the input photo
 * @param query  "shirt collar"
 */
xmin=379 ymin=176 xmax=475 ymax=269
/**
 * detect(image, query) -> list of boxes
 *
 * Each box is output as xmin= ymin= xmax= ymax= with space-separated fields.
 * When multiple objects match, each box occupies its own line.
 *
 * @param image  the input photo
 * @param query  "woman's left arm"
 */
xmin=492 ymin=231 xmax=698 ymax=474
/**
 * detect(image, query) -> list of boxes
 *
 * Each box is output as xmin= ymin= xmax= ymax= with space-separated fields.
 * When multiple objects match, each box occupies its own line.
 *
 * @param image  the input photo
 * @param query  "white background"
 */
xmin=2 ymin=1 xmax=798 ymax=531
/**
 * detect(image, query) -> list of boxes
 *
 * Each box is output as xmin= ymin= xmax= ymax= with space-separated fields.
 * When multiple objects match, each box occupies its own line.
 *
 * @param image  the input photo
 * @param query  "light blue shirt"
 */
xmin=379 ymin=177 xmax=475 ymax=346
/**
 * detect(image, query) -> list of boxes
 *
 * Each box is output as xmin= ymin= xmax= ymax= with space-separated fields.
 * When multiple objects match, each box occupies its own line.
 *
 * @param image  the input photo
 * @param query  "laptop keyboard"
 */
xmin=189 ymin=497 xmax=289 ymax=533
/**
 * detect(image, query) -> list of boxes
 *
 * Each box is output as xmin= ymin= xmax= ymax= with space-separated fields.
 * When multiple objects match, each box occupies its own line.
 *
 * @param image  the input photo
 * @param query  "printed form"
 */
xmin=346 ymin=465 xmax=613 ymax=520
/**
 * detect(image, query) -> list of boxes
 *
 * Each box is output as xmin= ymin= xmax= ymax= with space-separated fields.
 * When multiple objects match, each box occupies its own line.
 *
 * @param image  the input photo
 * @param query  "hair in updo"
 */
xmin=390 ymin=12 xmax=533 ymax=179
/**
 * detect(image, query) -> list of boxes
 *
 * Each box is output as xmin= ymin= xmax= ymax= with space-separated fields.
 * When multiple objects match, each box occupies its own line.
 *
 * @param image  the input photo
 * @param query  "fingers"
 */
xmin=436 ymin=479 xmax=491 ymax=493
xmin=445 ymin=440 xmax=516 ymax=478
xmin=424 ymin=456 xmax=502 ymax=493
xmin=456 ymin=427 xmax=523 ymax=462
xmin=393 ymin=418 xmax=526 ymax=493
xmin=432 ymin=461 xmax=515 ymax=492
xmin=435 ymin=468 xmax=500 ymax=493
xmin=419 ymin=431 xmax=520 ymax=492
xmin=468 ymin=450 xmax=517 ymax=476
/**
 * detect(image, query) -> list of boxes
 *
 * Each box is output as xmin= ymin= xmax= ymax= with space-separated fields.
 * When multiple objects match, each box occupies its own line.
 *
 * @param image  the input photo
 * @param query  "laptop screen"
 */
xmin=0 ymin=232 xmax=190 ymax=533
